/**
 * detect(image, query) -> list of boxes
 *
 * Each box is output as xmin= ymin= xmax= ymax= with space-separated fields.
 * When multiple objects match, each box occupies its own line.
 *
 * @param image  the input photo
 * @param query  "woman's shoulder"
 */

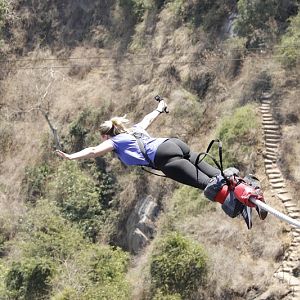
xmin=111 ymin=132 xmax=134 ymax=142
xmin=131 ymin=124 xmax=150 ymax=137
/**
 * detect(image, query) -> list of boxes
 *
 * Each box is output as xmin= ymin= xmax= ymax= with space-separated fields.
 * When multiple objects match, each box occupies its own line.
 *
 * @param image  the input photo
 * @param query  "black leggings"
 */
xmin=154 ymin=138 xmax=220 ymax=190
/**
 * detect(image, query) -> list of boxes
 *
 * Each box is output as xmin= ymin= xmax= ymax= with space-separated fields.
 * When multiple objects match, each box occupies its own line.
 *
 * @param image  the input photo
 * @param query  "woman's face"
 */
xmin=101 ymin=134 xmax=109 ymax=141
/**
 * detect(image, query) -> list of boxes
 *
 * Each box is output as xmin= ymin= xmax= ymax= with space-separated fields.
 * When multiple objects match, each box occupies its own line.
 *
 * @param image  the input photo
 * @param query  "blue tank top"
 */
xmin=110 ymin=125 xmax=167 ymax=166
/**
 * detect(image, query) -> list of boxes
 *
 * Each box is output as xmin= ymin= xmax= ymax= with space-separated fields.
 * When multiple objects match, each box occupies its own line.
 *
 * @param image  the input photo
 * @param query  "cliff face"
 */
xmin=0 ymin=1 xmax=300 ymax=299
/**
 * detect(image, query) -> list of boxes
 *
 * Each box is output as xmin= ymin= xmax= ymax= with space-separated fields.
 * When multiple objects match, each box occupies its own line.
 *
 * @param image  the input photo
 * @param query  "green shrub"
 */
xmin=167 ymin=0 xmax=186 ymax=18
xmin=48 ymin=161 xmax=103 ymax=241
xmin=51 ymin=287 xmax=78 ymax=300
xmin=278 ymin=12 xmax=300 ymax=68
xmin=132 ymin=0 xmax=149 ymax=20
xmin=81 ymin=244 xmax=129 ymax=284
xmin=171 ymin=89 xmax=205 ymax=134
xmin=119 ymin=0 xmax=157 ymax=22
xmin=23 ymin=164 xmax=51 ymax=203
xmin=0 ymin=121 xmax=14 ymax=158
xmin=0 ymin=231 xmax=8 ymax=257
xmin=67 ymin=106 xmax=111 ymax=152
xmin=154 ymin=0 xmax=166 ymax=9
xmin=183 ymin=71 xmax=213 ymax=98
xmin=16 ymin=200 xmax=86 ymax=261
xmin=153 ymin=289 xmax=182 ymax=300
xmin=216 ymin=104 xmax=260 ymax=169
xmin=239 ymin=71 xmax=272 ymax=105
xmin=53 ymin=244 xmax=131 ymax=300
xmin=0 ymin=260 xmax=8 ymax=298
xmin=68 ymin=109 xmax=91 ymax=152
xmin=84 ymin=160 xmax=118 ymax=208
xmin=0 ymin=0 xmax=8 ymax=29
xmin=170 ymin=185 xmax=211 ymax=221
xmin=168 ymin=0 xmax=233 ymax=32
xmin=7 ymin=200 xmax=130 ymax=299
xmin=234 ymin=0 xmax=278 ymax=37
xmin=150 ymin=232 xmax=208 ymax=297
xmin=5 ymin=257 xmax=54 ymax=300
xmin=199 ymin=1 xmax=233 ymax=33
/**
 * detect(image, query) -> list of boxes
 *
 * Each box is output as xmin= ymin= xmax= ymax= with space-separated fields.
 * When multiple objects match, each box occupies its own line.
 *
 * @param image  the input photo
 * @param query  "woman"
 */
xmin=56 ymin=100 xmax=267 ymax=228
xmin=56 ymin=100 xmax=220 ymax=190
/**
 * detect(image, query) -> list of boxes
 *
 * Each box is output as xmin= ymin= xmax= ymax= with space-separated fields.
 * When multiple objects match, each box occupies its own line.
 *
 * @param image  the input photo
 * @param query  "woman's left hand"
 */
xmin=157 ymin=100 xmax=167 ymax=113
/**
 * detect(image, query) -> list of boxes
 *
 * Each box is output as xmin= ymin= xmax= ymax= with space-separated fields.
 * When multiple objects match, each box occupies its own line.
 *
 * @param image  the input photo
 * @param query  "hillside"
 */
xmin=0 ymin=0 xmax=300 ymax=299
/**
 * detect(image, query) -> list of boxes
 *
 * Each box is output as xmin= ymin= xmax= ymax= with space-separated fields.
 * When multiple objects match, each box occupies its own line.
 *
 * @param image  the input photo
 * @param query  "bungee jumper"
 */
xmin=56 ymin=96 xmax=300 ymax=229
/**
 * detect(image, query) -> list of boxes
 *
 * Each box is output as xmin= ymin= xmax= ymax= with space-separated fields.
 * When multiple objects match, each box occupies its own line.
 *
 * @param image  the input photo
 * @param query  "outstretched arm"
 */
xmin=56 ymin=140 xmax=114 ymax=160
xmin=137 ymin=100 xmax=167 ymax=130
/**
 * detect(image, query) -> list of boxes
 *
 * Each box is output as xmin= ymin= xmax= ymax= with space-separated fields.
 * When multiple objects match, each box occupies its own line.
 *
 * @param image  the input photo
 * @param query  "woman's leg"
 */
xmin=167 ymin=138 xmax=220 ymax=178
xmin=189 ymin=152 xmax=220 ymax=177
xmin=154 ymin=139 xmax=212 ymax=190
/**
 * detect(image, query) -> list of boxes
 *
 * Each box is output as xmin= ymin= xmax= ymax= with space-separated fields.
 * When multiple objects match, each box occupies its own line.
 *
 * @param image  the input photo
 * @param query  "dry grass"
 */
xmin=0 ymin=190 xmax=26 ymax=242
xmin=170 ymin=197 xmax=285 ymax=299
xmin=0 ymin=2 xmax=298 ymax=299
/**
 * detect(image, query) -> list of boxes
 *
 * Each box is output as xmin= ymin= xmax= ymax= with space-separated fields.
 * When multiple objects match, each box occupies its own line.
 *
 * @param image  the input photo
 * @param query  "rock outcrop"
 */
xmin=126 ymin=195 xmax=159 ymax=254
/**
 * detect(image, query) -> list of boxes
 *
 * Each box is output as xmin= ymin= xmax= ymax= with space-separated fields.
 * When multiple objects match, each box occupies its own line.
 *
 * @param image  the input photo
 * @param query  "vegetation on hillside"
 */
xmin=278 ymin=10 xmax=300 ymax=66
xmin=0 ymin=200 xmax=131 ymax=299
xmin=216 ymin=104 xmax=260 ymax=170
xmin=0 ymin=0 xmax=299 ymax=299
xmin=150 ymin=232 xmax=208 ymax=299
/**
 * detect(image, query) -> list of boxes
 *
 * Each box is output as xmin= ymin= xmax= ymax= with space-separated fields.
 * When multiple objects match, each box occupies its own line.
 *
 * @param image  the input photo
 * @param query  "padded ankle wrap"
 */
xmin=204 ymin=175 xmax=227 ymax=202
xmin=234 ymin=183 xmax=257 ymax=207
xmin=221 ymin=191 xmax=244 ymax=218
xmin=204 ymin=174 xmax=245 ymax=218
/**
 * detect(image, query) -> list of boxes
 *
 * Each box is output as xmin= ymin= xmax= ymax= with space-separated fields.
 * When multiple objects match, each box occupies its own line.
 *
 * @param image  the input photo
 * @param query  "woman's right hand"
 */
xmin=55 ymin=150 xmax=72 ymax=160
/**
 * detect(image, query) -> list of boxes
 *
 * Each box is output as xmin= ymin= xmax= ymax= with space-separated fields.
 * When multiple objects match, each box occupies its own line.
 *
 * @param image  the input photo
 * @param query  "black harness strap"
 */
xmin=194 ymin=139 xmax=230 ymax=186
xmin=132 ymin=132 xmax=167 ymax=177
xmin=132 ymin=132 xmax=155 ymax=168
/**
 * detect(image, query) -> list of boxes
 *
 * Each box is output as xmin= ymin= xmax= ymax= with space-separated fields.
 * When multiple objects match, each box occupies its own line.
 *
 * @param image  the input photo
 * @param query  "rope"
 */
xmin=1 ymin=54 xmax=298 ymax=72
xmin=250 ymin=198 xmax=300 ymax=229
xmin=1 ymin=43 xmax=300 ymax=64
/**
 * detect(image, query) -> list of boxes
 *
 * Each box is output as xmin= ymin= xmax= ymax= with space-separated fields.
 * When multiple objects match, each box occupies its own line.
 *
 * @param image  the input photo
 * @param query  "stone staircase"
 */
xmin=260 ymin=94 xmax=300 ymax=299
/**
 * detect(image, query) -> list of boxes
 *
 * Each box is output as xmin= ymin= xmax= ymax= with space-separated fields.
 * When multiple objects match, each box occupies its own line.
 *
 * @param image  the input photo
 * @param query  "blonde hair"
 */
xmin=99 ymin=116 xmax=130 ymax=136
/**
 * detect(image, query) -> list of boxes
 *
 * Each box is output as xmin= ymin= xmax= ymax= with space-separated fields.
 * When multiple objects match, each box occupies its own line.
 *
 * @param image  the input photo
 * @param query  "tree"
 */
xmin=234 ymin=0 xmax=278 ymax=37
xmin=278 ymin=11 xmax=300 ymax=67
xmin=1 ymin=68 xmax=64 ymax=149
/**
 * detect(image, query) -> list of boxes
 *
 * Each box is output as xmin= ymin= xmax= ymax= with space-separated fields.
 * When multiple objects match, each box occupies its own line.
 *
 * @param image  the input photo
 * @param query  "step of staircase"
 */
xmin=265 ymin=167 xmax=281 ymax=174
xmin=264 ymin=129 xmax=280 ymax=135
xmin=286 ymin=206 xmax=300 ymax=213
xmin=282 ymin=198 xmax=295 ymax=204
xmin=271 ymin=182 xmax=286 ymax=189
xmin=265 ymin=143 xmax=279 ymax=148
xmin=279 ymin=195 xmax=295 ymax=203
xmin=262 ymin=121 xmax=278 ymax=126
xmin=268 ymin=173 xmax=282 ymax=179
xmin=265 ymin=155 xmax=277 ymax=161
xmin=262 ymin=113 xmax=273 ymax=117
xmin=265 ymin=151 xmax=279 ymax=157
xmin=264 ymin=133 xmax=281 ymax=138
xmin=263 ymin=124 xmax=280 ymax=130
xmin=261 ymin=104 xmax=271 ymax=108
